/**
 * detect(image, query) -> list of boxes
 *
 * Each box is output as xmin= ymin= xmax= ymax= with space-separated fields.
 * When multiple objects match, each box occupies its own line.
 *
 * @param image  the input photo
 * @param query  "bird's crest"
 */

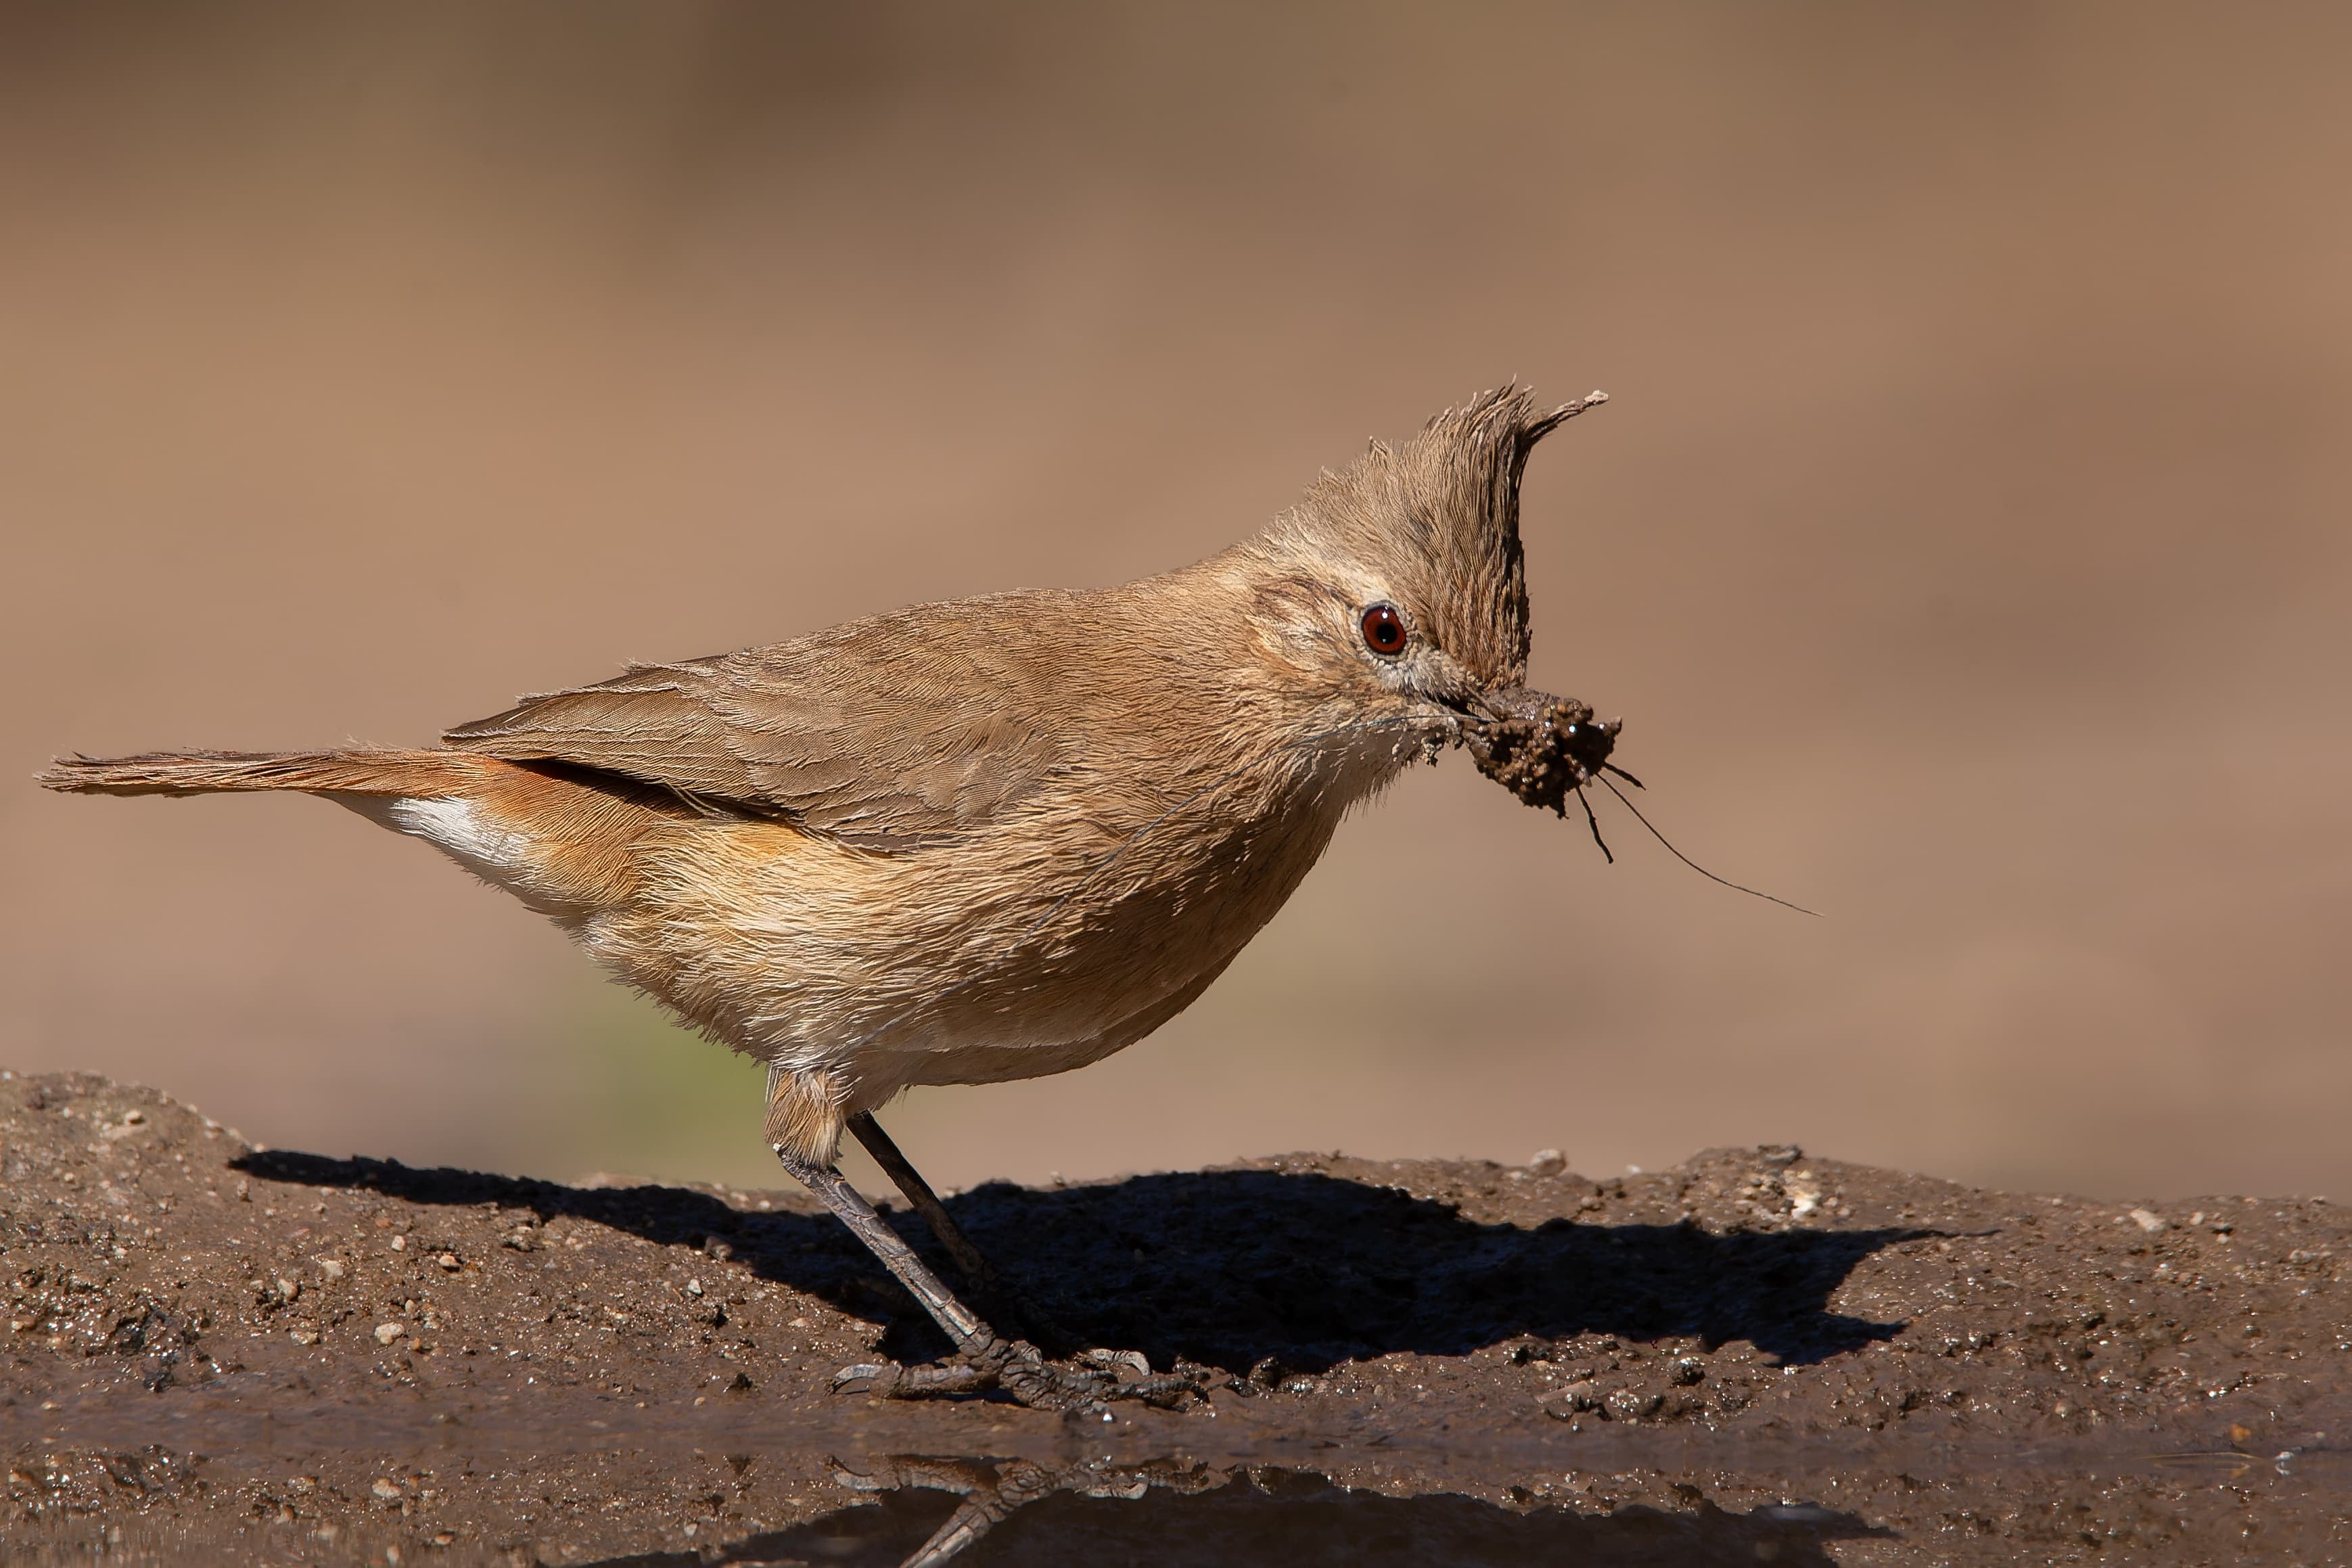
xmin=1276 ymin=384 xmax=1605 ymax=687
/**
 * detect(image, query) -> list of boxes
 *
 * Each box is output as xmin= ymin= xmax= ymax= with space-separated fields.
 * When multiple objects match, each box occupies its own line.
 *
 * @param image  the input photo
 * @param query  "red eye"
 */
xmin=1360 ymin=603 xmax=1408 ymax=655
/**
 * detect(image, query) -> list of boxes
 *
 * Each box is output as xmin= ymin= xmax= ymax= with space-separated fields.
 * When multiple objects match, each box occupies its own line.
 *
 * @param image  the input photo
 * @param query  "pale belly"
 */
xmin=616 ymin=794 xmax=1345 ymax=1110
xmin=351 ymin=768 xmax=1352 ymax=1116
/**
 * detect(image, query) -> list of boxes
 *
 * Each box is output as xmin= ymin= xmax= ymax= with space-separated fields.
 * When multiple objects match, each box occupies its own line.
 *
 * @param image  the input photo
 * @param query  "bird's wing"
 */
xmin=442 ymin=598 xmax=1076 ymax=852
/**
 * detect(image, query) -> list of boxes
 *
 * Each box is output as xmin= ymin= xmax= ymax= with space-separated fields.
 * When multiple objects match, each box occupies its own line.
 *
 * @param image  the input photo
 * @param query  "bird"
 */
xmin=39 ymin=384 xmax=1610 ymax=1409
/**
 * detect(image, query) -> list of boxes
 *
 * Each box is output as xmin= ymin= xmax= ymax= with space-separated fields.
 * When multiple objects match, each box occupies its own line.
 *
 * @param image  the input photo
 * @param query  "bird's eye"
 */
xmin=1360 ymin=603 xmax=1408 ymax=656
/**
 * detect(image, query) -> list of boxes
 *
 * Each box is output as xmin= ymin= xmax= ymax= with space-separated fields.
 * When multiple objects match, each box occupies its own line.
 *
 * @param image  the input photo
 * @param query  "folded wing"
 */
xmin=443 ymin=595 xmax=1076 ymax=852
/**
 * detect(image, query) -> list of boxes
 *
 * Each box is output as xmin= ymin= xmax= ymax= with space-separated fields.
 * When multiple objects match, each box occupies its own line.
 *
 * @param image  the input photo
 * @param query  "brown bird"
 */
xmin=40 ymin=384 xmax=1613 ymax=1408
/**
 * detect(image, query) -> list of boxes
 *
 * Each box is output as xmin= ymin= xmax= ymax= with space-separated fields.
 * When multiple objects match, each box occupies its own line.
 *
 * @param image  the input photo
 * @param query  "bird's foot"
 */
xmin=833 ymin=1337 xmax=1214 ymax=1412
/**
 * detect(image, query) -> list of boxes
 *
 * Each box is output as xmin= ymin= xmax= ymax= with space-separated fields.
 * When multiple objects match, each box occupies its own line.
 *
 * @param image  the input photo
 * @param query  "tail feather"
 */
xmin=36 ymin=748 xmax=490 ymax=799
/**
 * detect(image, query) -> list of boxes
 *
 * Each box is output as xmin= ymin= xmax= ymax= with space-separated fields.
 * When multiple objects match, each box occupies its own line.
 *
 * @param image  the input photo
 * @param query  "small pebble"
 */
xmin=1605 ymin=1387 xmax=1666 ymax=1421
xmin=371 ymin=1478 xmax=400 ymax=1499
xmin=375 ymin=1322 xmax=405 ymax=1345
xmin=123 ymin=1110 xmax=145 ymax=1125
xmin=436 ymin=1253 xmax=461 ymax=1272
xmin=2129 ymin=1209 xmax=2167 ymax=1233
xmin=1527 ymin=1149 xmax=1567 ymax=1177
xmin=390 ymin=1235 xmax=406 ymax=1251
xmin=1786 ymin=1174 xmax=1824 ymax=1219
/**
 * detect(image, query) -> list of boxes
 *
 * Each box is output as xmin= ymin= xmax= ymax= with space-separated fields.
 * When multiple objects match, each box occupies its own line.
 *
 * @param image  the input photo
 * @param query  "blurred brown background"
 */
xmin=5 ymin=3 xmax=2347 ymax=1202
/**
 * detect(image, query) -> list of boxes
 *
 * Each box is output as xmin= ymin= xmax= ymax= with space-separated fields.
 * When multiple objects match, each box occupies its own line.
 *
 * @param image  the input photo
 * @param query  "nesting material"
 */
xmin=1459 ymin=687 xmax=1623 ymax=816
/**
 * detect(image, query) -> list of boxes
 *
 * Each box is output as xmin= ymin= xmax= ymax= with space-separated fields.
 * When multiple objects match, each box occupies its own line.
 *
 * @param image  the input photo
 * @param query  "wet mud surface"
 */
xmin=4 ymin=1071 xmax=2349 ymax=1564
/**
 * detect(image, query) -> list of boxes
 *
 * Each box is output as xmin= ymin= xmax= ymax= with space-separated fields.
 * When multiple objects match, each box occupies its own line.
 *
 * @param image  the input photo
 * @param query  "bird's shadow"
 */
xmin=233 ymin=1149 xmax=1918 ymax=1373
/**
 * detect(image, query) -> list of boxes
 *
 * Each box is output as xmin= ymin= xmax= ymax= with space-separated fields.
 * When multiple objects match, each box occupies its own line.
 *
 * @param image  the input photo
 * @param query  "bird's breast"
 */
xmin=605 ymin=766 xmax=1356 ymax=1073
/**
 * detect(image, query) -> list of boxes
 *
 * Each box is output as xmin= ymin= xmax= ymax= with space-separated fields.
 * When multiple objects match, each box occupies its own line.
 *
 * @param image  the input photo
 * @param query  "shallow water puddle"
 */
xmin=7 ymin=1384 xmax=2349 ymax=1565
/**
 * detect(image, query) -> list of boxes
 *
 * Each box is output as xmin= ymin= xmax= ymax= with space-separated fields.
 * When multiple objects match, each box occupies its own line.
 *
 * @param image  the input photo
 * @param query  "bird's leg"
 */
xmin=770 ymin=1140 xmax=992 ymax=1354
xmin=770 ymin=1139 xmax=1204 ymax=1410
xmin=846 ymin=1111 xmax=1084 ymax=1354
xmin=846 ymin=1112 xmax=996 ymax=1290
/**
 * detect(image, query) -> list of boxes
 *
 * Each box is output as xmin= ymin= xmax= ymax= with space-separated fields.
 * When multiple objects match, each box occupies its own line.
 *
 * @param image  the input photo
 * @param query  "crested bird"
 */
xmin=40 ymin=384 xmax=1611 ymax=1408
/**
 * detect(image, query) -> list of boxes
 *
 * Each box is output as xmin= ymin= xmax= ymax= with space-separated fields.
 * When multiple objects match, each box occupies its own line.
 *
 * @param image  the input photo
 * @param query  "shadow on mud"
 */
xmin=237 ymin=1153 xmax=1918 ymax=1370
xmin=581 ymin=1460 xmax=1887 ymax=1568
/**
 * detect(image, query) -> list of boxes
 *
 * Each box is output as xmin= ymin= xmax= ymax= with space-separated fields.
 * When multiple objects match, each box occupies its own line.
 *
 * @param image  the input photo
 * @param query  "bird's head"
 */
xmin=1236 ymin=384 xmax=1608 ymax=780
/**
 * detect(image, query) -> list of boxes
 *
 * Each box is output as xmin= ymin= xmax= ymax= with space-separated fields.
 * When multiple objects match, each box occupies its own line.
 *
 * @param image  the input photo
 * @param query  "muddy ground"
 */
xmin=3 ymin=1071 xmax=2348 ymax=1565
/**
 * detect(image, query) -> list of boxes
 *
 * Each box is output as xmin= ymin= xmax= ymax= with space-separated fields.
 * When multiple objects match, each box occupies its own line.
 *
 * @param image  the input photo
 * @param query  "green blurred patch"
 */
xmin=561 ymin=982 xmax=778 ymax=1188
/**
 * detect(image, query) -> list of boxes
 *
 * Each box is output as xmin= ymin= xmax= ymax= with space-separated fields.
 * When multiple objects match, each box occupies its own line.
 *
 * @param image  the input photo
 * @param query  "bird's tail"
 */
xmin=40 ymin=745 xmax=665 ymax=922
xmin=35 ymin=747 xmax=490 ymax=799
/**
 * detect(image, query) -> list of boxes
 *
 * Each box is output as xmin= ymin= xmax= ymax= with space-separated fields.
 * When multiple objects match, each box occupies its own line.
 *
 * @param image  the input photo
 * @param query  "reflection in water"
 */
xmin=14 ymin=1408 xmax=2348 ymax=1566
xmin=657 ymin=1456 xmax=1883 ymax=1568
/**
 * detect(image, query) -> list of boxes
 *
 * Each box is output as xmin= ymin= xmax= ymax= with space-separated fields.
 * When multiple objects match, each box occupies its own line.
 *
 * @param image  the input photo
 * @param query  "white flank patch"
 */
xmin=384 ymin=797 xmax=531 ymax=876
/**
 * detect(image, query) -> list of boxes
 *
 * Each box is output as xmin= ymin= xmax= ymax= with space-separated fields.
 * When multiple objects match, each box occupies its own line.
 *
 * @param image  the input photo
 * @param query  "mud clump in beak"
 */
xmin=1460 ymin=687 xmax=1623 ymax=816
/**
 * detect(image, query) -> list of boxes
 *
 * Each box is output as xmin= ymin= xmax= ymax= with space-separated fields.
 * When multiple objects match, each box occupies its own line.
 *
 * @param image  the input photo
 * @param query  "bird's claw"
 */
xmin=833 ymin=1338 xmax=1212 ymax=1411
xmin=1079 ymin=1346 xmax=1155 ymax=1381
